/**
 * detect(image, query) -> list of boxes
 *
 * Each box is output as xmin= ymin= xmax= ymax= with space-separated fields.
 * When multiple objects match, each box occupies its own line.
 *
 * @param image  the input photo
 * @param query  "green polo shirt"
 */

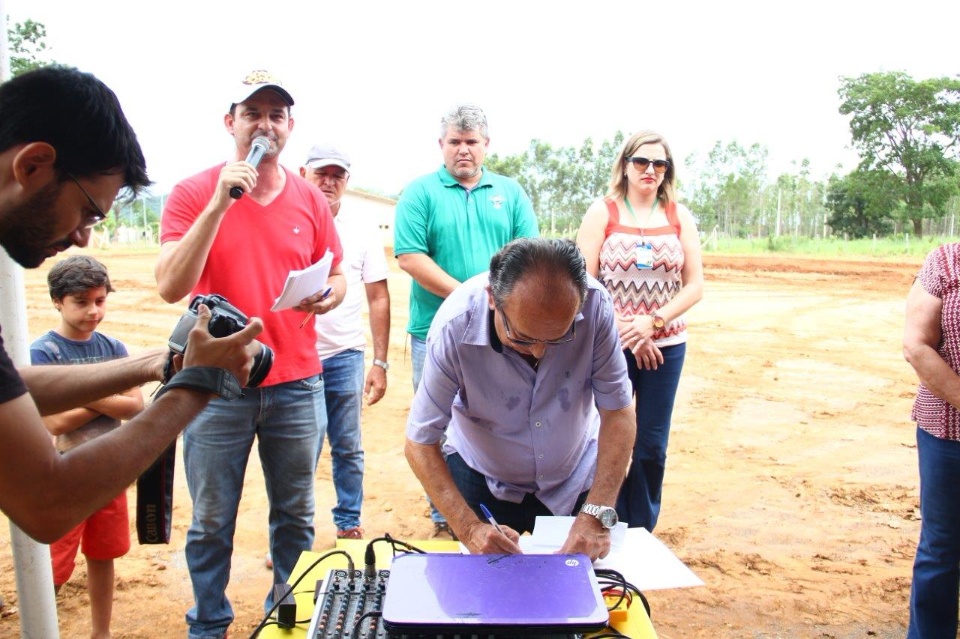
xmin=394 ymin=166 xmax=539 ymax=339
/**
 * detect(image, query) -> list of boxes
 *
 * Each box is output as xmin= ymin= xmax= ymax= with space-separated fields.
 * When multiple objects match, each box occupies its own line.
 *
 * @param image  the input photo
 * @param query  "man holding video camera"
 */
xmin=155 ymin=70 xmax=345 ymax=639
xmin=0 ymin=66 xmax=262 ymax=544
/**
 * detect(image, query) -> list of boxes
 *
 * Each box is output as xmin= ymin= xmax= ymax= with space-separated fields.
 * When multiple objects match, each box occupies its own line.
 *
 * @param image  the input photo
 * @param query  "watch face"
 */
xmin=599 ymin=507 xmax=618 ymax=529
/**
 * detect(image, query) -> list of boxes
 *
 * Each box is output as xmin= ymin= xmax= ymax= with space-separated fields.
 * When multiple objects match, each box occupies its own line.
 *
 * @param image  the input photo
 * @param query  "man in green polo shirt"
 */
xmin=394 ymin=103 xmax=539 ymax=538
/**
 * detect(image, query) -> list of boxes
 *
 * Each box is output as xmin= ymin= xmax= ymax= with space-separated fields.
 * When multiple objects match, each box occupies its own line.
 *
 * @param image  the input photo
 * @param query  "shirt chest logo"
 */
xmin=489 ymin=195 xmax=505 ymax=210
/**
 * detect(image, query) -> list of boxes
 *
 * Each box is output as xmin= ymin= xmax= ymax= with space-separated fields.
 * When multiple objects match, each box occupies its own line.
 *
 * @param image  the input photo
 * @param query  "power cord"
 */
xmin=247 ymin=548 xmax=355 ymax=638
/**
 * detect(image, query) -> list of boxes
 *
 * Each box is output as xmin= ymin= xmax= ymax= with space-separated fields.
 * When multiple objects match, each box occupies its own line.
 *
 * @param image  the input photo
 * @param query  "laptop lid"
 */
xmin=381 ymin=553 xmax=608 ymax=634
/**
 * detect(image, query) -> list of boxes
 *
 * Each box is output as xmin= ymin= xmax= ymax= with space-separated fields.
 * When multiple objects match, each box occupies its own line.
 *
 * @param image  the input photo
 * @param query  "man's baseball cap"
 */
xmin=304 ymin=144 xmax=351 ymax=172
xmin=229 ymin=70 xmax=294 ymax=108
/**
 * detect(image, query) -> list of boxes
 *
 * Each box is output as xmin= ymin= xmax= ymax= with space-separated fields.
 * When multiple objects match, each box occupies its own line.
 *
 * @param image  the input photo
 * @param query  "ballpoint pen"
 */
xmin=299 ymin=286 xmax=333 ymax=328
xmin=479 ymin=503 xmax=506 ymax=536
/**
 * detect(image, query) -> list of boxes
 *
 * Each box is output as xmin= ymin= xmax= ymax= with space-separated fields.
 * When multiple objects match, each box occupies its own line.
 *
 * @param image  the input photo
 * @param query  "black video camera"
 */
xmin=168 ymin=293 xmax=273 ymax=387
xmin=138 ymin=293 xmax=273 ymax=544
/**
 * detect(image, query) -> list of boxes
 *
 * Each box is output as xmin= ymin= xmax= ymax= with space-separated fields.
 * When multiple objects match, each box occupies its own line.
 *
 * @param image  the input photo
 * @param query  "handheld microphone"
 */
xmin=229 ymin=136 xmax=271 ymax=199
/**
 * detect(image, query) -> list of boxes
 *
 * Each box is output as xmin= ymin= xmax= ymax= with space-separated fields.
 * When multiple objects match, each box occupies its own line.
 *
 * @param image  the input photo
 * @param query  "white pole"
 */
xmin=0 ymin=9 xmax=61 ymax=636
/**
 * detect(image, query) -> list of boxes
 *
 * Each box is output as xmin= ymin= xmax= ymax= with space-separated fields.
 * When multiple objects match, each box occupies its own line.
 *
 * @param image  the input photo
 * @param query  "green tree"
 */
xmin=838 ymin=71 xmax=960 ymax=237
xmin=8 ymin=19 xmax=55 ymax=77
xmin=825 ymin=169 xmax=898 ymax=238
xmin=486 ymin=132 xmax=624 ymax=236
xmin=684 ymin=141 xmax=769 ymax=237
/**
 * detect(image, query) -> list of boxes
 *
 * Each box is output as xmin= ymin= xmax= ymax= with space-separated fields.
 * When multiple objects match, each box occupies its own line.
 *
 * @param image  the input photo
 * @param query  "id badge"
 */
xmin=635 ymin=243 xmax=654 ymax=269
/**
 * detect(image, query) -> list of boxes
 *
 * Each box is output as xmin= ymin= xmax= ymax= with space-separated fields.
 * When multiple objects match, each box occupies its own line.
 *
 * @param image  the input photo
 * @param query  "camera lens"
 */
xmin=246 ymin=344 xmax=274 ymax=387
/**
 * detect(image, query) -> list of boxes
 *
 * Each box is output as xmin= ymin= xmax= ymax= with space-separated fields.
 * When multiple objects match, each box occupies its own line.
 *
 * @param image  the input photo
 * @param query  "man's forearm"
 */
xmin=404 ymin=438 xmax=480 ymax=534
xmin=588 ymin=406 xmax=636 ymax=505
xmin=397 ymin=253 xmax=460 ymax=299
xmin=4 ymin=388 xmax=210 ymax=543
xmin=366 ymin=282 xmax=390 ymax=361
xmin=21 ymin=349 xmax=163 ymax=416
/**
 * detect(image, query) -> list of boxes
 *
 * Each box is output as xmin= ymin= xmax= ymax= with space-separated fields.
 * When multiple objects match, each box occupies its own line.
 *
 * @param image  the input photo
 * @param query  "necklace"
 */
xmin=624 ymin=198 xmax=659 ymax=243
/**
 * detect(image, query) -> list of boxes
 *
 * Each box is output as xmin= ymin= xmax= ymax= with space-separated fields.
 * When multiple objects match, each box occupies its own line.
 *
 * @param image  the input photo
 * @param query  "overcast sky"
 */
xmin=12 ymin=0 xmax=960 ymax=197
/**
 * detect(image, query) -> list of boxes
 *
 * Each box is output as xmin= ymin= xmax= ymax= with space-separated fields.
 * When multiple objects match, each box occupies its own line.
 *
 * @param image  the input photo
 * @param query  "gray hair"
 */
xmin=489 ymin=238 xmax=587 ymax=307
xmin=440 ymin=103 xmax=489 ymax=140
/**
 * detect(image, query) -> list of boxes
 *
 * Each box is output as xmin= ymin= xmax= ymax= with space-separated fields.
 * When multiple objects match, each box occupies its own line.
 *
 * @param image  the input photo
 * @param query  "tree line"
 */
xmin=486 ymin=72 xmax=960 ymax=241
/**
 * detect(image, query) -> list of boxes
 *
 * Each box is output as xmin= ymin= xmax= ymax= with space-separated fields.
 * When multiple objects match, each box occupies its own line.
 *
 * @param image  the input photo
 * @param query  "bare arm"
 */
xmin=2 ymin=305 xmax=262 ymax=542
xmin=560 ymin=405 xmax=635 ymax=560
xmin=42 ymin=387 xmax=144 ymax=437
xmin=575 ymin=199 xmax=610 ymax=280
xmin=21 ymin=349 xmax=164 ymax=416
xmin=656 ymin=204 xmax=704 ymax=323
xmin=405 ymin=438 xmax=522 ymax=554
xmin=397 ymin=253 xmax=461 ymax=299
xmin=154 ymin=162 xmax=257 ymax=302
xmin=364 ymin=279 xmax=390 ymax=405
xmin=903 ymin=280 xmax=960 ymax=407
xmin=85 ymin=386 xmax=145 ymax=420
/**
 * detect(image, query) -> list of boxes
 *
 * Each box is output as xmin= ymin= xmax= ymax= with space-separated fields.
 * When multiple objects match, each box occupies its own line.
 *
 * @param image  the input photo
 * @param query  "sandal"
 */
xmin=336 ymin=526 xmax=365 ymax=539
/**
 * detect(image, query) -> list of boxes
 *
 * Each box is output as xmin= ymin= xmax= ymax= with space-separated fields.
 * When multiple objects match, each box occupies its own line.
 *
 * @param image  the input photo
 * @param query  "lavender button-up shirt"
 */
xmin=406 ymin=273 xmax=632 ymax=516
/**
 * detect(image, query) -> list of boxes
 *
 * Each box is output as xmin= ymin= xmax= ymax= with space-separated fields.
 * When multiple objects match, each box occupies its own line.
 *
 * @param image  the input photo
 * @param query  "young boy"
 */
xmin=30 ymin=255 xmax=144 ymax=639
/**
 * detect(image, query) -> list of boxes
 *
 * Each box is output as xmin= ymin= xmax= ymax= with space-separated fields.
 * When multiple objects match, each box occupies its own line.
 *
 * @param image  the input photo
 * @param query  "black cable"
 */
xmin=247 ymin=548 xmax=356 ymax=639
xmin=350 ymin=610 xmax=383 ymax=639
xmin=595 ymin=567 xmax=652 ymax=620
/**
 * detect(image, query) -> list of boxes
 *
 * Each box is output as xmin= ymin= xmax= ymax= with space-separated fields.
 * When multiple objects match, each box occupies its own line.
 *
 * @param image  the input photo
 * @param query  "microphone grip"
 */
xmin=230 ymin=137 xmax=269 ymax=200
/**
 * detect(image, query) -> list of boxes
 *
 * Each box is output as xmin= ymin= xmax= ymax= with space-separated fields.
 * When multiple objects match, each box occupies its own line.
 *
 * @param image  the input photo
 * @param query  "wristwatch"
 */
xmin=580 ymin=503 xmax=619 ymax=529
xmin=651 ymin=312 xmax=666 ymax=331
xmin=373 ymin=359 xmax=390 ymax=371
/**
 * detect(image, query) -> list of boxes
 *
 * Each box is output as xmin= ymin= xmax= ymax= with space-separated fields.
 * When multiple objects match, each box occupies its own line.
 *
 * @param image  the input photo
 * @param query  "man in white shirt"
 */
xmin=301 ymin=144 xmax=390 ymax=538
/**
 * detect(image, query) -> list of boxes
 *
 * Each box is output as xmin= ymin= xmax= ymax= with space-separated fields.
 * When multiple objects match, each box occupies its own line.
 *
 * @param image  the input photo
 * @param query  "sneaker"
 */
xmin=431 ymin=522 xmax=458 ymax=541
xmin=336 ymin=526 xmax=365 ymax=540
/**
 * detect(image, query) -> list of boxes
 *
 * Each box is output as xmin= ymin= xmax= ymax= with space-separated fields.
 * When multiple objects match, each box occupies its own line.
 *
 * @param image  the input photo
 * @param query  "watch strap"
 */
xmin=154 ymin=366 xmax=242 ymax=401
xmin=373 ymin=359 xmax=389 ymax=371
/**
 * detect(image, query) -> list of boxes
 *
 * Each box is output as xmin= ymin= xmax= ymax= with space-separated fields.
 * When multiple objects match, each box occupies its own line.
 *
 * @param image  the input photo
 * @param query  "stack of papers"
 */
xmin=463 ymin=516 xmax=703 ymax=591
xmin=271 ymin=251 xmax=333 ymax=312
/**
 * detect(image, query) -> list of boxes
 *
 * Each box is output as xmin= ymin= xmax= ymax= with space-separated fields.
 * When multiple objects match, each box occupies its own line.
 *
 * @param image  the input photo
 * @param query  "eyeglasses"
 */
xmin=66 ymin=173 xmax=108 ymax=228
xmin=626 ymin=157 xmax=670 ymax=175
xmin=497 ymin=305 xmax=576 ymax=346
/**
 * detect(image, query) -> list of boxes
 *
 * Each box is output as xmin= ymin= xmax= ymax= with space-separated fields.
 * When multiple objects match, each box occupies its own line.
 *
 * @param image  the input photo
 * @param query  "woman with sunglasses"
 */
xmin=575 ymin=130 xmax=704 ymax=530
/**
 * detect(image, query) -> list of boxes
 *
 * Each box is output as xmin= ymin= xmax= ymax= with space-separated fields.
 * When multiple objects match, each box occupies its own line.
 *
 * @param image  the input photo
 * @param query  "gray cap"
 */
xmin=304 ymin=144 xmax=351 ymax=171
xmin=230 ymin=70 xmax=294 ymax=107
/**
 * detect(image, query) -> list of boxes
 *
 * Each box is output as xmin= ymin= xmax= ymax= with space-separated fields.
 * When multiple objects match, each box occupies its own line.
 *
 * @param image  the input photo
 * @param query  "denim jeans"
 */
xmin=616 ymin=342 xmax=686 ymax=531
xmin=411 ymin=335 xmax=446 ymax=524
xmin=446 ymin=453 xmax=588 ymax=535
xmin=182 ymin=375 xmax=325 ymax=639
xmin=411 ymin=334 xmax=427 ymax=392
xmin=318 ymin=349 xmax=365 ymax=531
xmin=908 ymin=427 xmax=960 ymax=639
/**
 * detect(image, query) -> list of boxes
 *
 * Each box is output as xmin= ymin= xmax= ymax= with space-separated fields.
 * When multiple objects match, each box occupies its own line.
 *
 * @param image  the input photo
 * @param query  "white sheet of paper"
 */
xmin=270 ymin=251 xmax=333 ymax=312
xmin=518 ymin=516 xmax=704 ymax=591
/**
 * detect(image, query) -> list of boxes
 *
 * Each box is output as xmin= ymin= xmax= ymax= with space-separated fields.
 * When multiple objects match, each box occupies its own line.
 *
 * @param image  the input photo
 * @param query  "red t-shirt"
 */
xmin=161 ymin=165 xmax=342 ymax=385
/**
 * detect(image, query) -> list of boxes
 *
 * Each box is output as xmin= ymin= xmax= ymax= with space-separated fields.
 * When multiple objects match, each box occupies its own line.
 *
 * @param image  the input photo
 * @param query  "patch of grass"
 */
xmin=701 ymin=235 xmax=947 ymax=259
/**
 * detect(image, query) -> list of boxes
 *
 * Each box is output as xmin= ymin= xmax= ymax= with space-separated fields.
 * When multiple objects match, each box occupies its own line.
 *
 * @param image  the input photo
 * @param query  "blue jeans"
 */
xmin=908 ymin=427 xmax=960 ymax=639
xmin=411 ymin=335 xmax=446 ymax=525
xmin=318 ymin=349 xmax=365 ymax=531
xmin=446 ymin=453 xmax=588 ymax=535
xmin=616 ymin=343 xmax=686 ymax=531
xmin=182 ymin=375 xmax=325 ymax=639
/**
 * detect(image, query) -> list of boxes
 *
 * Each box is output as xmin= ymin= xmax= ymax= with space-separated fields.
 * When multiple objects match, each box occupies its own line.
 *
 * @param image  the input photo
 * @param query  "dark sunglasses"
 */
xmin=626 ymin=157 xmax=670 ymax=175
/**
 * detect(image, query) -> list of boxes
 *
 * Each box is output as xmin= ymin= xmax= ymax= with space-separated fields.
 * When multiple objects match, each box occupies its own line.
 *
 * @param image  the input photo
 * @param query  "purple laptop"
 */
xmin=381 ymin=553 xmax=608 ymax=635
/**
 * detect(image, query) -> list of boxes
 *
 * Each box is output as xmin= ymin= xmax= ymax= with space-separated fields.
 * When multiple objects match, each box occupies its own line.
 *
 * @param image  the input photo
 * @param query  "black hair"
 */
xmin=0 ymin=65 xmax=150 ymax=194
xmin=47 ymin=255 xmax=115 ymax=300
xmin=488 ymin=238 xmax=588 ymax=307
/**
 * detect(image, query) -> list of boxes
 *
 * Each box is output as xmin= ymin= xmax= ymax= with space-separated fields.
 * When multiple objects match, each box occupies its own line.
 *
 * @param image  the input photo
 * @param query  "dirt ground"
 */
xmin=0 ymin=248 xmax=926 ymax=638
